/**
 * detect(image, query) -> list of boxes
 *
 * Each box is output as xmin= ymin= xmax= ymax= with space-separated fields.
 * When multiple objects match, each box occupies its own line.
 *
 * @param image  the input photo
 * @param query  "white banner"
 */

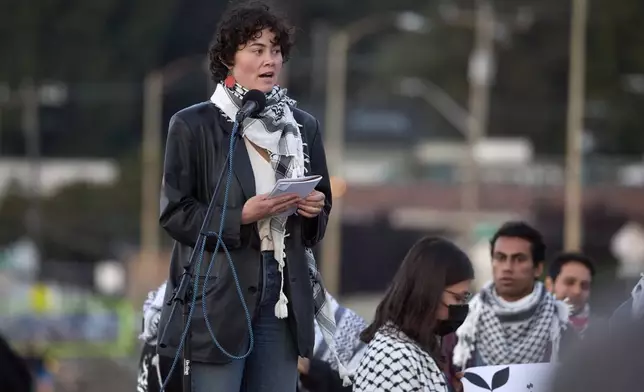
xmin=462 ymin=363 xmax=556 ymax=392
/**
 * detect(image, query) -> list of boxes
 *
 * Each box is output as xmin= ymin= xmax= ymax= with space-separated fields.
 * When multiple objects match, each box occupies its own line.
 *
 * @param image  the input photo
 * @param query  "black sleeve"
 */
xmin=300 ymin=358 xmax=352 ymax=392
xmin=159 ymin=115 xmax=245 ymax=252
xmin=301 ymin=119 xmax=332 ymax=248
xmin=0 ymin=334 xmax=33 ymax=392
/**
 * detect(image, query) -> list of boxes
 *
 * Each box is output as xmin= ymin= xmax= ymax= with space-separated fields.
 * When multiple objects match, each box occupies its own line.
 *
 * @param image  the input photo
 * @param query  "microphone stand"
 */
xmin=158 ymin=123 xmax=243 ymax=392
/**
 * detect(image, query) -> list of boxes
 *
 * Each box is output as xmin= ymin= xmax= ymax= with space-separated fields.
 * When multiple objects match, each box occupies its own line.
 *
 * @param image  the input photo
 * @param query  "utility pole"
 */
xmin=136 ymin=57 xmax=208 ymax=298
xmin=319 ymin=12 xmax=429 ymax=295
xmin=321 ymin=31 xmax=350 ymax=296
xmin=21 ymin=79 xmax=42 ymax=268
xmin=310 ymin=23 xmax=331 ymax=103
xmin=0 ymin=83 xmax=9 ymax=155
xmin=140 ymin=71 xmax=164 ymax=278
xmin=461 ymin=0 xmax=496 ymax=244
xmin=564 ymin=0 xmax=588 ymax=250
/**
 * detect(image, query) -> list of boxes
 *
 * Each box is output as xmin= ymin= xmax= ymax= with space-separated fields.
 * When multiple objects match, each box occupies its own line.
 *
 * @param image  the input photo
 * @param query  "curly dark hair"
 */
xmin=208 ymin=1 xmax=294 ymax=83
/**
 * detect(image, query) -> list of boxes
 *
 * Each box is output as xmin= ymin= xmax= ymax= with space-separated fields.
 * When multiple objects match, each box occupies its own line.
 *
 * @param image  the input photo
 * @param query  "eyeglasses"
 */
xmin=445 ymin=289 xmax=472 ymax=304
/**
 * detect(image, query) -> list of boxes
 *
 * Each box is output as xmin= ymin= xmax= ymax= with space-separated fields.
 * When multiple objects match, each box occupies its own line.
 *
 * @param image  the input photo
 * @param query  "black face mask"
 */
xmin=435 ymin=304 xmax=469 ymax=337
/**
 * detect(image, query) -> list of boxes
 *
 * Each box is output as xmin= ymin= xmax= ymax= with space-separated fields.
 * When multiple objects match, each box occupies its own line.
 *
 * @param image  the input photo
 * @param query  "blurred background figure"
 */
xmin=545 ymin=252 xmax=599 ymax=337
xmin=549 ymin=318 xmax=644 ymax=392
xmin=610 ymin=273 xmax=644 ymax=330
xmin=22 ymin=343 xmax=55 ymax=392
xmin=0 ymin=333 xmax=33 ymax=392
xmin=136 ymin=280 xmax=181 ymax=392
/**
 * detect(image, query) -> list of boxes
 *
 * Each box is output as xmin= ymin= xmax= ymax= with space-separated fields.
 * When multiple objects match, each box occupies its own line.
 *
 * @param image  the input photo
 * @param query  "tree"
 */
xmin=364 ymin=0 xmax=644 ymax=156
xmin=586 ymin=0 xmax=644 ymax=155
xmin=0 ymin=181 xmax=29 ymax=245
xmin=0 ymin=152 xmax=142 ymax=261
xmin=0 ymin=0 xmax=177 ymax=158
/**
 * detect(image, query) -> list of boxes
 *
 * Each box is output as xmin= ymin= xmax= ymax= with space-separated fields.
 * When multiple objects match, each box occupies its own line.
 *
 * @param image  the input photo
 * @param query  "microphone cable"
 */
xmin=160 ymin=120 xmax=254 ymax=391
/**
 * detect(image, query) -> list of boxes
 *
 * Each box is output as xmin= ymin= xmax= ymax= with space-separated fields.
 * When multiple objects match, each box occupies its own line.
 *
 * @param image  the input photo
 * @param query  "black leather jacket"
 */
xmin=156 ymin=101 xmax=332 ymax=364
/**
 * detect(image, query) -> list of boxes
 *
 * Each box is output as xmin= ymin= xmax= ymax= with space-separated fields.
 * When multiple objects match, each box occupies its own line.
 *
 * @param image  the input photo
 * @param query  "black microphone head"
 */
xmin=242 ymin=89 xmax=267 ymax=116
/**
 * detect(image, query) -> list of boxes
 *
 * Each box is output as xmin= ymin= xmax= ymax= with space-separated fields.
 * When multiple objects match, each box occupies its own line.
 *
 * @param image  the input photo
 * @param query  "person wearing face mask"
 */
xmin=545 ymin=252 xmax=596 ymax=337
xmin=155 ymin=2 xmax=332 ymax=391
xmin=353 ymin=237 xmax=474 ymax=392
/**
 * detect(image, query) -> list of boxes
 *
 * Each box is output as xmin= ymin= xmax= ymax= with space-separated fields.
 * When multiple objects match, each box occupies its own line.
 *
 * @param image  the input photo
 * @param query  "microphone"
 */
xmin=235 ymin=89 xmax=267 ymax=123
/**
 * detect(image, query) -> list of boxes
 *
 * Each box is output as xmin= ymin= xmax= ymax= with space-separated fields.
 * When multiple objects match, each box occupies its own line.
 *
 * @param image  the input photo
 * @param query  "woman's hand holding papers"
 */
xmin=296 ymin=191 xmax=325 ymax=218
xmin=241 ymin=193 xmax=301 ymax=224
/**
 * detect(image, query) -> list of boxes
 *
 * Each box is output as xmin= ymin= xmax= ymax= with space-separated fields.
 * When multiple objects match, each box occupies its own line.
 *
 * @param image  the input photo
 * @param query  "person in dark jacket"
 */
xmin=550 ymin=317 xmax=644 ymax=392
xmin=0 ymin=334 xmax=33 ymax=392
xmin=155 ymin=2 xmax=331 ymax=391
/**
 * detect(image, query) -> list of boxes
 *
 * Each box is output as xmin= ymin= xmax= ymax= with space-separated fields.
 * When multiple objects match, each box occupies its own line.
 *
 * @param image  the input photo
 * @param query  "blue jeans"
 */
xmin=191 ymin=252 xmax=298 ymax=392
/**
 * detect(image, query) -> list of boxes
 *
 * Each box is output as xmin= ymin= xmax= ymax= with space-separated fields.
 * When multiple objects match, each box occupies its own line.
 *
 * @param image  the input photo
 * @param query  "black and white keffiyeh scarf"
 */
xmin=139 ymin=280 xmax=166 ymax=345
xmin=631 ymin=273 xmax=644 ymax=318
xmin=453 ymin=281 xmax=569 ymax=368
xmin=305 ymin=247 xmax=354 ymax=384
xmin=354 ymin=323 xmax=449 ymax=392
xmin=211 ymin=82 xmax=305 ymax=320
xmin=312 ymin=292 xmax=367 ymax=371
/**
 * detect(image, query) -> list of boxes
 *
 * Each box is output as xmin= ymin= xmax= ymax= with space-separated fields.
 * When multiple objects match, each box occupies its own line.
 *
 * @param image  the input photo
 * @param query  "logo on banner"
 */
xmin=463 ymin=367 xmax=509 ymax=391
xmin=461 ymin=363 xmax=555 ymax=392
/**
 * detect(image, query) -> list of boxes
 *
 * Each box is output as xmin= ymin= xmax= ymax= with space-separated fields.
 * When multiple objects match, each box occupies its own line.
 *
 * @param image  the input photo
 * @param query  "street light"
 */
xmin=321 ymin=11 xmax=429 ymax=296
xmin=398 ymin=77 xmax=471 ymax=136
xmin=397 ymin=75 xmax=488 ymax=246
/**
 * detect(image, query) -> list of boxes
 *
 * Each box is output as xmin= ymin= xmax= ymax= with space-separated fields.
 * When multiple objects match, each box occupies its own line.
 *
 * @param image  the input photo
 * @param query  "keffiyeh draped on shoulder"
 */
xmin=453 ymin=281 xmax=569 ymax=368
xmin=211 ymin=82 xmax=303 ymax=320
xmin=354 ymin=324 xmax=449 ymax=392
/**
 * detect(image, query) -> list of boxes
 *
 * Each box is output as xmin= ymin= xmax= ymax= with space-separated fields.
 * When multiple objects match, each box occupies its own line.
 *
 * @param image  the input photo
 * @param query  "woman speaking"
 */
xmin=156 ymin=2 xmax=332 ymax=391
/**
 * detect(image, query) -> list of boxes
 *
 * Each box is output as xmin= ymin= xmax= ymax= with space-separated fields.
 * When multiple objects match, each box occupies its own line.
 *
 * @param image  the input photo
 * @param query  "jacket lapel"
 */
xmin=301 ymin=123 xmax=312 ymax=175
xmin=216 ymin=107 xmax=256 ymax=200
xmin=233 ymin=137 xmax=256 ymax=200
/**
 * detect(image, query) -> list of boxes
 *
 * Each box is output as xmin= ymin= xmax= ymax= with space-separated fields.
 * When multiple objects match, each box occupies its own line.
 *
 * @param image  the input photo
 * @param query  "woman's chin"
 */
xmin=254 ymin=78 xmax=276 ymax=93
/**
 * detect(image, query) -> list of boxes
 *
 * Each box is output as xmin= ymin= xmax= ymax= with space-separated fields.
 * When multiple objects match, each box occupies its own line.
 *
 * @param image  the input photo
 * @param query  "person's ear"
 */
xmin=545 ymin=276 xmax=554 ymax=292
xmin=535 ymin=261 xmax=544 ymax=279
xmin=220 ymin=57 xmax=233 ymax=70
